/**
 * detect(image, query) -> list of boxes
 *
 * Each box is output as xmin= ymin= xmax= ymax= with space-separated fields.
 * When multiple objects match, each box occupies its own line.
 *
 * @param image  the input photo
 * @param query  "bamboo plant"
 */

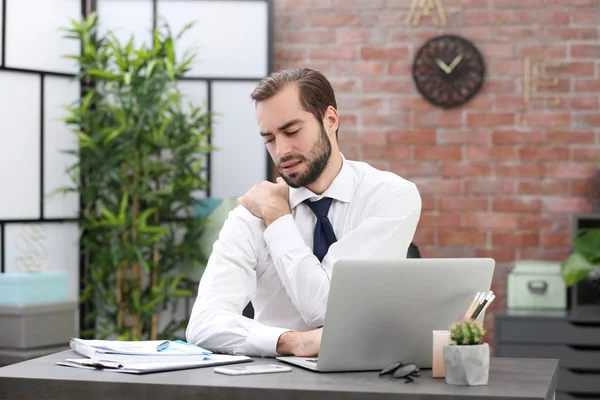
xmin=59 ymin=13 xmax=213 ymax=340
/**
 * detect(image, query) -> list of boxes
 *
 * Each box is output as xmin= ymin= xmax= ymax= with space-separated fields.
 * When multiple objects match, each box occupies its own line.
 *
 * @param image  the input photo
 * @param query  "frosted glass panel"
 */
xmin=157 ymin=0 xmax=268 ymax=77
xmin=44 ymin=76 xmax=80 ymax=219
xmin=97 ymin=0 xmax=153 ymax=48
xmin=5 ymin=222 xmax=80 ymax=301
xmin=211 ymin=81 xmax=267 ymax=198
xmin=5 ymin=0 xmax=81 ymax=73
xmin=0 ymin=71 xmax=41 ymax=220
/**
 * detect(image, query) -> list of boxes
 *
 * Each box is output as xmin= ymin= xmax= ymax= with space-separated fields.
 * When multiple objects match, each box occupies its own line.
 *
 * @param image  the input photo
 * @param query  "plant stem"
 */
xmin=151 ymin=210 xmax=159 ymax=340
xmin=132 ymin=151 xmax=142 ymax=339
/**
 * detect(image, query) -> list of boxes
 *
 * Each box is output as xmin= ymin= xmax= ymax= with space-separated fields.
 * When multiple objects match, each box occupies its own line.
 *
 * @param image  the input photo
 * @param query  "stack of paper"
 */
xmin=56 ymin=338 xmax=251 ymax=374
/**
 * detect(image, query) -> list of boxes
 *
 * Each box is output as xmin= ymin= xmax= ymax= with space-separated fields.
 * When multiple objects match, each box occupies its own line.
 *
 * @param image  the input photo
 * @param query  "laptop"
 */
xmin=276 ymin=257 xmax=495 ymax=372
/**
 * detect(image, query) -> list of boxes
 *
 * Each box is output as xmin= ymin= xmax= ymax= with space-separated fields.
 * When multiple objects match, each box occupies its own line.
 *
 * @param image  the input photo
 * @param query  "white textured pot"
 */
xmin=443 ymin=343 xmax=490 ymax=386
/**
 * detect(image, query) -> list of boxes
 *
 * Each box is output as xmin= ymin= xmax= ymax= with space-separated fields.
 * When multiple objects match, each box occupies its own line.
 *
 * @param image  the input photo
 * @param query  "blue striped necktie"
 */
xmin=304 ymin=197 xmax=337 ymax=262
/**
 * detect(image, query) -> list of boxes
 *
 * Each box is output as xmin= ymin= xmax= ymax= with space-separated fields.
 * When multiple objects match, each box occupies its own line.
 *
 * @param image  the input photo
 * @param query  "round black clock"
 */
xmin=412 ymin=35 xmax=485 ymax=108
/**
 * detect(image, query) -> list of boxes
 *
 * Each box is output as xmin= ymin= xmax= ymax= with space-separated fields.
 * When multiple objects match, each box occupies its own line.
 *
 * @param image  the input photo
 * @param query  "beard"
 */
xmin=277 ymin=124 xmax=331 ymax=189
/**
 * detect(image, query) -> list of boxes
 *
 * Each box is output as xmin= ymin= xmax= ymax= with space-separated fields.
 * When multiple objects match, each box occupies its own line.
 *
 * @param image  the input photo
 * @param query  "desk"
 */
xmin=0 ymin=350 xmax=557 ymax=400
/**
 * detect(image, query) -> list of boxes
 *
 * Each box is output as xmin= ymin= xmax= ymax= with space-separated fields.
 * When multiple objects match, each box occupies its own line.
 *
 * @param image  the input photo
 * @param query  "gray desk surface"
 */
xmin=0 ymin=350 xmax=558 ymax=400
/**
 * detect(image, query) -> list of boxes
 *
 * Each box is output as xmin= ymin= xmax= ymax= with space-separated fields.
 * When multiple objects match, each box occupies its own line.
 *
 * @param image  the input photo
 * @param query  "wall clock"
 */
xmin=412 ymin=34 xmax=485 ymax=108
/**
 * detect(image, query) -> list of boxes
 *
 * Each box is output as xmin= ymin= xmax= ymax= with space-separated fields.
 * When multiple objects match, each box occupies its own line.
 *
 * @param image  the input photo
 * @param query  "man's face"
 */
xmin=256 ymin=84 xmax=332 ymax=188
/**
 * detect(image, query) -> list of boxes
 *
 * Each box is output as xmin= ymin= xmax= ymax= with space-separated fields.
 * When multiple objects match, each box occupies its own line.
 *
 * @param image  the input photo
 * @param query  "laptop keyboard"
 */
xmin=306 ymin=358 xmax=318 ymax=363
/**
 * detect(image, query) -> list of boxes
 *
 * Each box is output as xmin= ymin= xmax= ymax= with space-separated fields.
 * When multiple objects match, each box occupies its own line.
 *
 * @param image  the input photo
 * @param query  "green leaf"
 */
xmin=87 ymin=69 xmax=120 ymax=80
xmin=561 ymin=252 xmax=597 ymax=286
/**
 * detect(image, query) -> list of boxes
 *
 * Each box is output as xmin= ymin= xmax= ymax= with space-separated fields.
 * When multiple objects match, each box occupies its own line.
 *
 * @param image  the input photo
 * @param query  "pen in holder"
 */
xmin=432 ymin=330 xmax=451 ymax=378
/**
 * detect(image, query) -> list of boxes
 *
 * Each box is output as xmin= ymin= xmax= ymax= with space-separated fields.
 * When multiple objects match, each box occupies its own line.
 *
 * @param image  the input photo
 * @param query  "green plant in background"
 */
xmin=560 ymin=228 xmax=600 ymax=287
xmin=59 ymin=13 xmax=213 ymax=341
xmin=449 ymin=319 xmax=485 ymax=345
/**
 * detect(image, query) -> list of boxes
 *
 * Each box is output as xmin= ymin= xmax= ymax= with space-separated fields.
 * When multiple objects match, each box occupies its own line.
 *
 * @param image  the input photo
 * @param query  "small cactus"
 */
xmin=449 ymin=318 xmax=486 ymax=345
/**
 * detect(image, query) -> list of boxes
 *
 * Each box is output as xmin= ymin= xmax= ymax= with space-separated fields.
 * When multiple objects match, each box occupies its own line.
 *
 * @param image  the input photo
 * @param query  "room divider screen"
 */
xmin=0 ymin=0 xmax=273 ymax=335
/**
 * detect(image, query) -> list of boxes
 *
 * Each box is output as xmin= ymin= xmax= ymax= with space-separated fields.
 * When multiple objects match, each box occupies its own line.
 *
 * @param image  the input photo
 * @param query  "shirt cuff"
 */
xmin=263 ymin=214 xmax=306 ymax=261
xmin=246 ymin=324 xmax=292 ymax=357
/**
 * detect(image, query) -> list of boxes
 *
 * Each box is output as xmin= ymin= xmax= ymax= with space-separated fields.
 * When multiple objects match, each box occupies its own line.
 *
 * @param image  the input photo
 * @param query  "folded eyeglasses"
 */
xmin=379 ymin=361 xmax=421 ymax=383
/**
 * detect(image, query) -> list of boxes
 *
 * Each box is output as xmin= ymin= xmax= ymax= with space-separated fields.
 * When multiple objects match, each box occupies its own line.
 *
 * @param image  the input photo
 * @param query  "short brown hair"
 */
xmin=250 ymin=68 xmax=338 ymax=137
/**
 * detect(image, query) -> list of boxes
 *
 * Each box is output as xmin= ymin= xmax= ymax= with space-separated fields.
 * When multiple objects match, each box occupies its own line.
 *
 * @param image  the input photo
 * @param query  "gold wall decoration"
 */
xmin=524 ymin=57 xmax=564 ymax=107
xmin=406 ymin=0 xmax=447 ymax=27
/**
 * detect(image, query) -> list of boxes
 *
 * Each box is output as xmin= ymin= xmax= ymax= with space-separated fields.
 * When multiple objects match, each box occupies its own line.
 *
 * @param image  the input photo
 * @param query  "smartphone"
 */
xmin=214 ymin=363 xmax=292 ymax=376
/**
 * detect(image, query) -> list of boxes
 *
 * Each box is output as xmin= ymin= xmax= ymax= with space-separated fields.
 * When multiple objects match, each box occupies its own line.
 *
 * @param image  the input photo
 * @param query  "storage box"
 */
xmin=0 ymin=271 xmax=68 ymax=306
xmin=0 ymin=301 xmax=77 ymax=349
xmin=507 ymin=260 xmax=567 ymax=310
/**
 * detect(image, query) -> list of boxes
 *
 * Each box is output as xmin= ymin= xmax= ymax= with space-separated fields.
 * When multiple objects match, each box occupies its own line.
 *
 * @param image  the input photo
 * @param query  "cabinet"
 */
xmin=495 ymin=309 xmax=600 ymax=400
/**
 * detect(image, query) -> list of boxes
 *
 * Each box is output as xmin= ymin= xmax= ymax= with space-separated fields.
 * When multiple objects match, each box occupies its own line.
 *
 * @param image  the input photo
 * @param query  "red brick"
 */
xmin=574 ymin=79 xmax=600 ymax=92
xmin=464 ymin=10 xmax=493 ymax=25
xmin=363 ymin=78 xmax=413 ymax=93
xmin=377 ymin=13 xmax=407 ymax=24
xmin=543 ymin=197 xmax=593 ymax=214
xmin=464 ymin=180 xmax=517 ymax=195
xmin=492 ymin=232 xmax=540 ymax=246
xmin=414 ymin=229 xmax=436 ymax=245
xmin=518 ymin=215 xmax=558 ymax=230
xmin=439 ymin=231 xmax=487 ymax=246
xmin=476 ymin=248 xmax=518 ymax=262
xmin=572 ymin=147 xmax=600 ymax=162
xmin=546 ymin=28 xmax=598 ymax=41
xmin=439 ymin=196 xmax=489 ymax=212
xmin=547 ymin=0 xmax=598 ymax=5
xmin=413 ymin=178 xmax=462 ymax=194
xmin=491 ymin=28 xmax=540 ymax=42
xmin=521 ymin=112 xmax=570 ymax=127
xmin=421 ymin=196 xmax=436 ymax=212
xmin=347 ymin=130 xmax=386 ymax=145
xmin=362 ymin=112 xmax=407 ymax=127
xmin=516 ymin=10 xmax=539 ymax=24
xmin=465 ymin=213 xmax=518 ymax=230
xmin=360 ymin=46 xmax=409 ymax=60
xmin=359 ymin=96 xmax=387 ymax=110
xmin=441 ymin=163 xmax=492 ymax=178
xmin=579 ymin=114 xmax=600 ymax=127
xmin=492 ymin=130 xmax=544 ymax=144
xmin=571 ymin=45 xmax=600 ymax=58
xmin=388 ymin=62 xmax=412 ymax=76
xmin=562 ymin=96 xmax=599 ymax=110
xmin=493 ymin=198 xmax=543 ymax=213
xmin=477 ymin=44 xmax=515 ymax=60
xmin=571 ymin=10 xmax=599 ymax=24
xmin=467 ymin=113 xmax=515 ymax=127
xmin=419 ymin=212 xmax=462 ymax=228
xmin=493 ymin=0 xmax=543 ymax=7
xmin=495 ymin=164 xmax=544 ymax=178
xmin=275 ymin=48 xmax=306 ymax=61
xmin=389 ymin=162 xmax=440 ymax=177
xmin=287 ymin=0 xmax=334 ymax=9
xmin=491 ymin=60 xmax=525 ymax=76
xmin=309 ymin=46 xmax=356 ymax=60
xmin=421 ymin=245 xmax=478 ymax=259
xmin=518 ymin=45 xmax=567 ymax=58
xmin=571 ymin=180 xmax=599 ymax=196
xmin=355 ymin=61 xmax=387 ymax=76
xmin=485 ymin=78 xmax=517 ymax=93
xmin=335 ymin=0 xmax=384 ymax=8
xmin=519 ymin=146 xmax=570 ymax=161
xmin=287 ymin=30 xmax=335 ymax=43
xmin=413 ymin=110 xmax=463 ymax=127
xmin=413 ymin=146 xmax=462 ymax=161
xmin=390 ymin=96 xmax=433 ymax=111
xmin=520 ymin=247 xmax=573 ymax=262
xmin=336 ymin=28 xmax=370 ymax=44
xmin=518 ymin=181 xmax=570 ymax=195
xmin=465 ymin=146 xmax=517 ymax=161
xmin=328 ymin=77 xmax=359 ymax=92
xmin=310 ymin=13 xmax=360 ymax=26
xmin=546 ymin=130 xmax=595 ymax=143
xmin=495 ymin=95 xmax=527 ymax=110
xmin=437 ymin=129 xmax=489 ymax=145
xmin=546 ymin=163 xmax=598 ymax=179
xmin=542 ymin=9 xmax=570 ymax=24
xmin=386 ymin=129 xmax=436 ymax=144
xmin=541 ymin=232 xmax=573 ymax=247
xmin=444 ymin=0 xmax=490 ymax=6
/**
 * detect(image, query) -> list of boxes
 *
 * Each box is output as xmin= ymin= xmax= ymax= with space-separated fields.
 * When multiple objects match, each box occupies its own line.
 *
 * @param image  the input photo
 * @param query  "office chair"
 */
xmin=242 ymin=242 xmax=421 ymax=319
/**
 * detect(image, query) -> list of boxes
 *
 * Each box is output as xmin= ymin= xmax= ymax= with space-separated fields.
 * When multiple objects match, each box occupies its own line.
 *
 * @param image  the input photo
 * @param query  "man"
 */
xmin=186 ymin=68 xmax=421 ymax=358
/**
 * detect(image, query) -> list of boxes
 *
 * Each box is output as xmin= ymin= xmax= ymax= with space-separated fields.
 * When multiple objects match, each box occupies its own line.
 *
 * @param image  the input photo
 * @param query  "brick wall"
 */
xmin=273 ymin=0 xmax=600 ymax=348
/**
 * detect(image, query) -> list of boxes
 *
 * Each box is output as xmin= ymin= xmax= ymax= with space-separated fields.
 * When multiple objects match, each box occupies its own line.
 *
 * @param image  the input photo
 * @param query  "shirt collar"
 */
xmin=288 ymin=154 xmax=354 ymax=210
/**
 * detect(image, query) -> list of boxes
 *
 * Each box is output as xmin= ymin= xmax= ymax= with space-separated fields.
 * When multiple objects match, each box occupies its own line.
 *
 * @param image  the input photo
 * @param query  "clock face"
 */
xmin=412 ymin=35 xmax=485 ymax=108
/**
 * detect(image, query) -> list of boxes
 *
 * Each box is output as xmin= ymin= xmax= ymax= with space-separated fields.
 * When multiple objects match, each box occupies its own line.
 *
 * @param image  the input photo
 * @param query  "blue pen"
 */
xmin=156 ymin=340 xmax=170 ymax=352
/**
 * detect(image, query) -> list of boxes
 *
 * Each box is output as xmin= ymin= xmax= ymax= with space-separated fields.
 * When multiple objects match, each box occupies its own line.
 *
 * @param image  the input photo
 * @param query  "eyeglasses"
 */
xmin=379 ymin=361 xmax=421 ymax=383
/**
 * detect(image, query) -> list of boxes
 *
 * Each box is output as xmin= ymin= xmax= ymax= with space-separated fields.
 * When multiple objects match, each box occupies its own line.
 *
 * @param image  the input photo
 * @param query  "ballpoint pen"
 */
xmin=156 ymin=340 xmax=170 ymax=352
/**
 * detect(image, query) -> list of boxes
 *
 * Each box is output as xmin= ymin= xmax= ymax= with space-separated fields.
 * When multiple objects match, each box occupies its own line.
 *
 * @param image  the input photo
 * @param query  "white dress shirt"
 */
xmin=186 ymin=156 xmax=422 ymax=357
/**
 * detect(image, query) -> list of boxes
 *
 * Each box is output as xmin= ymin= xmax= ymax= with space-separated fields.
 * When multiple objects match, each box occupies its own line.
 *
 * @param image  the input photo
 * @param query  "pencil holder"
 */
xmin=432 ymin=330 xmax=451 ymax=378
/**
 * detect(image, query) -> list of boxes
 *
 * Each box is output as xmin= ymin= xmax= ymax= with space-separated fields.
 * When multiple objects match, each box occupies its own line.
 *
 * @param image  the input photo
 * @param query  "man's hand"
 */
xmin=276 ymin=328 xmax=322 ymax=357
xmin=237 ymin=177 xmax=290 ymax=227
